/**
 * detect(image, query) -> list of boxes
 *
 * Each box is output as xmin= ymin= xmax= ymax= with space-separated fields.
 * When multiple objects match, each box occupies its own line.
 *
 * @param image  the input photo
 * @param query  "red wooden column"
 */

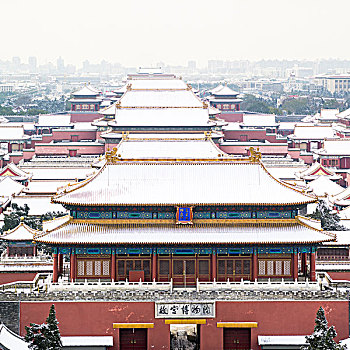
xmin=252 ymin=248 xmax=258 ymax=281
xmin=58 ymin=254 xmax=64 ymax=274
xmin=33 ymin=245 xmax=37 ymax=257
xmin=211 ymin=250 xmax=217 ymax=281
xmin=111 ymin=250 xmax=116 ymax=282
xmin=6 ymin=247 xmax=9 ymax=256
xmin=152 ymin=251 xmax=157 ymax=281
xmin=53 ymin=253 xmax=58 ymax=283
xmin=293 ymin=250 xmax=298 ymax=280
xmin=301 ymin=253 xmax=307 ymax=277
xmin=310 ymin=252 xmax=316 ymax=282
xmin=70 ymin=252 xmax=75 ymax=282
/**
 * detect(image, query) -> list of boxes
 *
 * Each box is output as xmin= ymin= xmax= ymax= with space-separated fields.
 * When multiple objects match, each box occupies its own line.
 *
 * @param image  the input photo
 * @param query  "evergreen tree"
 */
xmin=1 ymin=203 xmax=41 ymax=233
xmin=45 ymin=304 xmax=63 ymax=350
xmin=25 ymin=304 xmax=62 ymax=350
xmin=25 ymin=323 xmax=50 ymax=350
xmin=308 ymin=201 xmax=347 ymax=231
xmin=1 ymin=203 xmax=65 ymax=233
xmin=302 ymin=307 xmax=346 ymax=350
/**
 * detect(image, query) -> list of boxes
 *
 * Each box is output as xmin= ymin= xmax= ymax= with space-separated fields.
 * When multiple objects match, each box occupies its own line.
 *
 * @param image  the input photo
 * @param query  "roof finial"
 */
xmin=20 ymin=216 xmax=24 ymax=222
xmin=249 ymin=147 xmax=262 ymax=163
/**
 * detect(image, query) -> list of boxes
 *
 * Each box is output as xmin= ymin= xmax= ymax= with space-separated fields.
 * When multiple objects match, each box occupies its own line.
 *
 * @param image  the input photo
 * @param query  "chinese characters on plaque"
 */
xmin=155 ymin=302 xmax=215 ymax=318
xmin=176 ymin=207 xmax=192 ymax=224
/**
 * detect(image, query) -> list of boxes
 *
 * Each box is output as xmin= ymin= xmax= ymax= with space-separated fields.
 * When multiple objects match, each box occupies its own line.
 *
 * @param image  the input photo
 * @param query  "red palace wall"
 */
xmin=220 ymin=144 xmax=288 ymax=156
xmin=217 ymin=112 xmax=244 ymax=123
xmin=34 ymin=144 xmax=104 ymax=156
xmin=223 ymin=129 xmax=286 ymax=144
xmin=37 ymin=130 xmax=97 ymax=143
xmin=70 ymin=113 xmax=101 ymax=123
xmin=328 ymin=272 xmax=350 ymax=281
xmin=19 ymin=300 xmax=348 ymax=350
xmin=0 ymin=273 xmax=37 ymax=285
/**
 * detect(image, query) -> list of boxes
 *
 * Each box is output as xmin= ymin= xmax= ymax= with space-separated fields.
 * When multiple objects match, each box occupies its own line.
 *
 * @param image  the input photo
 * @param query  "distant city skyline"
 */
xmin=1 ymin=0 xmax=350 ymax=68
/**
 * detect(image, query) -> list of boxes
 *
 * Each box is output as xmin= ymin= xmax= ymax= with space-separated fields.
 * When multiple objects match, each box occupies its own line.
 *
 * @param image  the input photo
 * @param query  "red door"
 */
xmin=223 ymin=328 xmax=250 ymax=350
xmin=120 ymin=329 xmax=147 ymax=350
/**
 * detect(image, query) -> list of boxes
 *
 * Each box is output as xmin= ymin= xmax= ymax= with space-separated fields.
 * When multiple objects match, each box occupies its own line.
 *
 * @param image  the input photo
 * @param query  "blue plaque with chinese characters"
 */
xmin=176 ymin=207 xmax=192 ymax=224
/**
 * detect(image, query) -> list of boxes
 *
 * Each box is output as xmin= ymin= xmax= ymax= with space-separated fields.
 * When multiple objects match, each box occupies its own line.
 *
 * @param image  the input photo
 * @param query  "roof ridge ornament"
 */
xmin=204 ymin=131 xmax=212 ymax=140
xmin=106 ymin=147 xmax=118 ymax=164
xmin=249 ymin=147 xmax=262 ymax=163
xmin=126 ymin=84 xmax=132 ymax=91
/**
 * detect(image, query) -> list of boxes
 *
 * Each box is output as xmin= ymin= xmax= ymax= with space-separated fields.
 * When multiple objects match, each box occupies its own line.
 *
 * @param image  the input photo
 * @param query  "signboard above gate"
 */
xmin=155 ymin=302 xmax=215 ymax=318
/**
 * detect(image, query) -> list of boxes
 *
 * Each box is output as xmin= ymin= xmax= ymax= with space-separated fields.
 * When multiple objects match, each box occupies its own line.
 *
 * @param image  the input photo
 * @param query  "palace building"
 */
xmin=7 ymin=71 xmax=349 ymax=350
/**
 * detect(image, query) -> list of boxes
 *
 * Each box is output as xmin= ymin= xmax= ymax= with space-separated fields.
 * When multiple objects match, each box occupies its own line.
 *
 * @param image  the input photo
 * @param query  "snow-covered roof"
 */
xmin=23 ymin=181 xmax=70 ymax=194
xmin=241 ymin=114 xmax=278 ymax=127
xmin=267 ymin=167 xmax=308 ymax=181
xmin=338 ymin=206 xmax=350 ymax=220
xmin=127 ymin=78 xmax=187 ymax=90
xmin=278 ymin=122 xmax=298 ymax=130
xmin=37 ymin=114 xmax=71 ymax=127
xmin=210 ymin=84 xmax=239 ymax=96
xmin=119 ymin=89 xmax=203 ymax=108
xmin=0 ymin=177 xmax=24 ymax=197
xmin=316 ymin=139 xmax=350 ymax=156
xmin=306 ymin=176 xmax=344 ymax=197
xmin=61 ymin=336 xmax=113 ymax=347
xmin=290 ymin=125 xmax=335 ymax=140
xmin=337 ymin=108 xmax=350 ymax=120
xmin=72 ymin=122 xmax=97 ymax=131
xmin=20 ymin=168 xmax=94 ymax=181
xmin=0 ymin=125 xmax=30 ymax=141
xmin=112 ymin=108 xmax=211 ymax=127
xmin=99 ymin=103 xmax=117 ymax=116
xmin=317 ymin=108 xmax=339 ymax=121
xmin=258 ymin=335 xmax=307 ymax=346
xmin=1 ymin=221 xmax=39 ymax=241
xmin=42 ymin=214 xmax=71 ymax=232
xmin=114 ymin=137 xmax=229 ymax=159
xmin=37 ymin=218 xmax=334 ymax=245
xmin=296 ymin=162 xmax=341 ymax=181
xmin=0 ymin=324 xmax=29 ymax=350
xmin=12 ymin=196 xmax=67 ymax=216
xmin=53 ymin=161 xmax=315 ymax=206
xmin=330 ymin=186 xmax=350 ymax=203
xmin=0 ymin=163 xmax=31 ymax=180
xmin=208 ymin=106 xmax=221 ymax=115
xmin=72 ymin=85 xmax=100 ymax=96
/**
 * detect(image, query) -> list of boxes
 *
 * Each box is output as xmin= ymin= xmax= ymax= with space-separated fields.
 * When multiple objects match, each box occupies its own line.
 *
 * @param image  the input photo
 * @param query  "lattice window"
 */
xmin=186 ymin=260 xmax=195 ymax=275
xmin=95 ymin=260 xmax=101 ymax=276
xmin=267 ymin=261 xmax=274 ymax=275
xmin=275 ymin=260 xmax=282 ymax=275
xmin=135 ymin=260 xmax=141 ymax=270
xmin=243 ymin=260 xmax=250 ymax=275
xmin=159 ymin=260 xmax=169 ymax=275
xmin=284 ymin=260 xmax=291 ymax=276
xmin=77 ymin=261 xmax=84 ymax=276
xmin=143 ymin=260 xmax=150 ymax=275
xmin=86 ymin=261 xmax=93 ymax=276
xmin=118 ymin=261 xmax=125 ymax=276
xmin=126 ymin=261 xmax=133 ymax=275
xmin=199 ymin=260 xmax=209 ymax=275
xmin=173 ymin=260 xmax=183 ymax=275
xmin=259 ymin=261 xmax=265 ymax=275
xmin=218 ymin=260 xmax=225 ymax=275
xmin=227 ymin=260 xmax=233 ymax=274
xmin=103 ymin=260 xmax=110 ymax=276
xmin=235 ymin=260 xmax=242 ymax=275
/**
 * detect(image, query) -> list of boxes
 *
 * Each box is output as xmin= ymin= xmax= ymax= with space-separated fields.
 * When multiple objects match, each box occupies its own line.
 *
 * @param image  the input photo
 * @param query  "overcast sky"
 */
xmin=1 ymin=0 xmax=349 ymax=67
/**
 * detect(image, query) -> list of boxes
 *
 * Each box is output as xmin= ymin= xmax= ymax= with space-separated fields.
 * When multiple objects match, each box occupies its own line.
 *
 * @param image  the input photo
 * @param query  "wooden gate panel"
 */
xmin=120 ymin=329 xmax=147 ymax=350
xmin=223 ymin=328 xmax=250 ymax=350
